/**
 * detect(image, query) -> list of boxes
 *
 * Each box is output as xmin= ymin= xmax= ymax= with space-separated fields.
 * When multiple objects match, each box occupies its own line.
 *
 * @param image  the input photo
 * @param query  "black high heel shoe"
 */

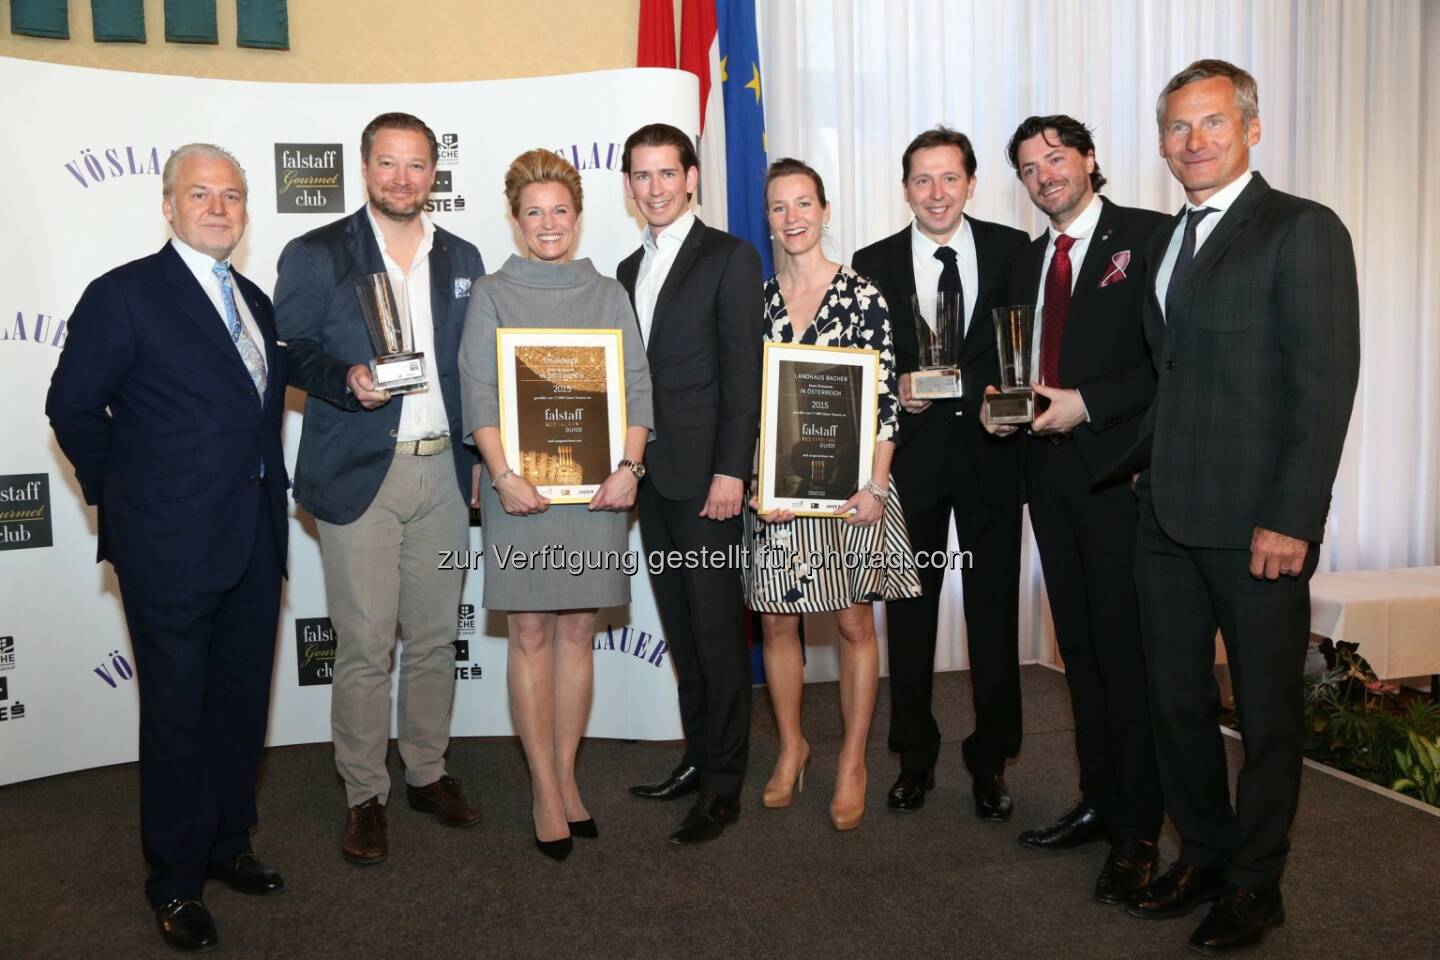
xmin=534 ymin=833 xmax=574 ymax=861
xmin=568 ymin=818 xmax=599 ymax=840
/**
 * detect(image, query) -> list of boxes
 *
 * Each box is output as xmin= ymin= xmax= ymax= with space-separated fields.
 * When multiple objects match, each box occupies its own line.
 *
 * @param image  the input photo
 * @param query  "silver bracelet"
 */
xmin=491 ymin=469 xmax=514 ymax=489
xmin=863 ymin=479 xmax=890 ymax=502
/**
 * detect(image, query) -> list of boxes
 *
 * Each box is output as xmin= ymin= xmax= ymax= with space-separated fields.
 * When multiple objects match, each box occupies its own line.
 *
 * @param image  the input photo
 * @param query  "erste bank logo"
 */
xmin=426 ymin=133 xmax=466 ymax=214
xmin=274 ymin=144 xmax=345 ymax=213
xmin=0 ymin=474 xmax=53 ymax=550
xmin=0 ymin=674 xmax=24 ymax=722
xmin=296 ymin=617 xmax=336 ymax=686
xmin=454 ymin=604 xmax=481 ymax=681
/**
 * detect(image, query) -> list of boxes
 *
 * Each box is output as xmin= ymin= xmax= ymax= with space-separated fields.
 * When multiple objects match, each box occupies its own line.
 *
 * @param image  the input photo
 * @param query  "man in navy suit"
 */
xmin=47 ymin=144 xmax=289 ymax=953
xmin=275 ymin=113 xmax=484 ymax=864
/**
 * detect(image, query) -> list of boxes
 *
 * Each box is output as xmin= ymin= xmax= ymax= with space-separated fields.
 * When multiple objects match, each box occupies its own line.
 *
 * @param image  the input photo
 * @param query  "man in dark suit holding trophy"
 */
xmin=852 ymin=127 xmax=1028 ymax=822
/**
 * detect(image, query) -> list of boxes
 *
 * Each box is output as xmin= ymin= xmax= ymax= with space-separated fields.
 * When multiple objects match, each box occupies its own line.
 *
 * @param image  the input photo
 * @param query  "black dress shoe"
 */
xmin=668 ymin=792 xmax=740 ymax=845
xmin=154 ymin=899 xmax=218 ymax=953
xmin=1017 ymin=799 xmax=1107 ymax=850
xmin=972 ymin=773 xmax=1013 ymax=822
xmin=207 ymin=851 xmax=285 ymax=896
xmin=1188 ymin=886 xmax=1284 ymax=955
xmin=886 ymin=769 xmax=935 ymax=812
xmin=1094 ymin=838 xmax=1159 ymax=904
xmin=569 ymin=817 xmax=599 ymax=839
xmin=629 ymin=764 xmax=702 ymax=801
xmin=534 ymin=833 xmax=574 ymax=861
xmin=1126 ymin=862 xmax=1226 ymax=920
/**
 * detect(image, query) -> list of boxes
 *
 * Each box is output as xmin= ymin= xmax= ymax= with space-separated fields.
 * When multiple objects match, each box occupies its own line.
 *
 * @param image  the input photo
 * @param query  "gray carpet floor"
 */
xmin=4 ymin=665 xmax=1437 ymax=959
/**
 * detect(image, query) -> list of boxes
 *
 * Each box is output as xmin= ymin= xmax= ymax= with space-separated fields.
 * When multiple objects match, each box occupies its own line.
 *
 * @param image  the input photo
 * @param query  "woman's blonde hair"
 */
xmin=504 ymin=149 xmax=583 ymax=218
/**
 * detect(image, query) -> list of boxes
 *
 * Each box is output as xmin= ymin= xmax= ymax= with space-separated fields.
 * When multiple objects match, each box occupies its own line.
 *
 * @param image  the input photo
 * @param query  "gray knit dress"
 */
xmin=458 ymin=255 xmax=653 ymax=611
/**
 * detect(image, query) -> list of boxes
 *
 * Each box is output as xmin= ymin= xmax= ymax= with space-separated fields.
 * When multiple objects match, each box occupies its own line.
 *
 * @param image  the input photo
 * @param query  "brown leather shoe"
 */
xmin=407 ymin=774 xmax=483 ymax=827
xmin=342 ymin=797 xmax=387 ymax=865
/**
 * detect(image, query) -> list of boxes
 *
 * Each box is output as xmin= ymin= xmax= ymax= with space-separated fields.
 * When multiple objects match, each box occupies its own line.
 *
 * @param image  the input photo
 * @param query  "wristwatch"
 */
xmin=619 ymin=459 xmax=646 ymax=478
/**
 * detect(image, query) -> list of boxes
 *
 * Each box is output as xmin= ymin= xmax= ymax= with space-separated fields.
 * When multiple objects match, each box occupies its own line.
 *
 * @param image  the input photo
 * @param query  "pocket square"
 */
xmin=1098 ymin=250 xmax=1131 ymax=288
xmin=453 ymin=277 xmax=472 ymax=299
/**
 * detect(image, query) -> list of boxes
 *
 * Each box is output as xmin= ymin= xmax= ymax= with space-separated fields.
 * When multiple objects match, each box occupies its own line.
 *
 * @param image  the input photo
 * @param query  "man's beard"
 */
xmin=369 ymin=188 xmax=426 ymax=221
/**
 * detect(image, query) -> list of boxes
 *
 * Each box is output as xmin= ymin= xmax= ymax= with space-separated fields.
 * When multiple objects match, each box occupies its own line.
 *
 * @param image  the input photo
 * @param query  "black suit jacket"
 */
xmin=616 ymin=218 xmax=764 ymax=500
xmin=274 ymin=207 xmax=484 ymax=525
xmin=1007 ymin=197 xmax=1169 ymax=482
xmin=47 ymin=243 xmax=290 ymax=590
xmin=852 ymin=216 xmax=1028 ymax=508
xmin=1140 ymin=173 xmax=1360 ymax=548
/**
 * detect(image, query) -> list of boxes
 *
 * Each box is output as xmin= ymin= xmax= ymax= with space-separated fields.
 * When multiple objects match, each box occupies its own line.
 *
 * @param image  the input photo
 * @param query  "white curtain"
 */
xmin=760 ymin=0 xmax=1440 ymax=666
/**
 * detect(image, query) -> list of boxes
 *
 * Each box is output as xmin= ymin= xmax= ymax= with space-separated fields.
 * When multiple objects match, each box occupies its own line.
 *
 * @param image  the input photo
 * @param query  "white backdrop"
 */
xmin=761 ymin=0 xmax=1440 ymax=671
xmin=0 ymin=59 xmax=701 ymax=785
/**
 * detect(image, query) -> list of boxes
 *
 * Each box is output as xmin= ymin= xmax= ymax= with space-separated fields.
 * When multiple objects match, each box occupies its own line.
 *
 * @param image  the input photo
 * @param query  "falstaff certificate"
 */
xmin=757 ymin=342 xmax=879 ymax=517
xmin=496 ymin=328 xmax=627 ymax=504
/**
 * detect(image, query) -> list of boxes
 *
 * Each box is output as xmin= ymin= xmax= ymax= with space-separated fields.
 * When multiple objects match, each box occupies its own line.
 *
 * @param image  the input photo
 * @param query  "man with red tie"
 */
xmin=986 ymin=115 xmax=1168 ymax=905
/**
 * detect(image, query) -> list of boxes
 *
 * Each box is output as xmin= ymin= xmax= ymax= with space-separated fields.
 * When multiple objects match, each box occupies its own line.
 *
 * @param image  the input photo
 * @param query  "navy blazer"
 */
xmin=46 ymin=243 xmax=290 ymax=591
xmin=616 ymin=219 xmax=763 ymax=500
xmin=274 ymin=207 xmax=484 ymax=525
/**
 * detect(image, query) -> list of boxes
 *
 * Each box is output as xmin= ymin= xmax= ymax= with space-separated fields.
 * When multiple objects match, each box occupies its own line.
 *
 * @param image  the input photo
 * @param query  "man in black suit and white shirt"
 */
xmin=616 ymin=123 xmax=764 ymax=844
xmin=987 ymin=115 xmax=1167 ymax=905
xmin=1124 ymin=61 xmax=1360 ymax=955
xmin=851 ymin=127 xmax=1028 ymax=822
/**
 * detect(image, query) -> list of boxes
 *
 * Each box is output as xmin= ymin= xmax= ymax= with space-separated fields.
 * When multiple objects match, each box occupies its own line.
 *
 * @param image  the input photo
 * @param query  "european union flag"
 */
xmin=716 ymin=0 xmax=773 ymax=277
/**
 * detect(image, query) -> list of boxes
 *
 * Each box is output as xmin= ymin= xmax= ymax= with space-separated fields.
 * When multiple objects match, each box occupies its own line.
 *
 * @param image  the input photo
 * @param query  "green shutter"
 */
xmin=10 ymin=0 xmax=70 ymax=39
xmin=91 ymin=0 xmax=144 ymax=42
xmin=237 ymin=0 xmax=287 ymax=50
xmin=164 ymin=0 xmax=216 ymax=44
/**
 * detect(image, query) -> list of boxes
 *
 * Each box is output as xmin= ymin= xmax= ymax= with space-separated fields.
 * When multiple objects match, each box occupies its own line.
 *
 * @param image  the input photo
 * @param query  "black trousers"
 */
xmin=118 ymin=493 xmax=281 ymax=907
xmin=1027 ymin=436 xmax=1161 ymax=841
xmin=1134 ymin=476 xmax=1315 ymax=890
xmin=884 ymin=422 xmax=1022 ymax=778
xmin=637 ymin=480 xmax=750 ymax=798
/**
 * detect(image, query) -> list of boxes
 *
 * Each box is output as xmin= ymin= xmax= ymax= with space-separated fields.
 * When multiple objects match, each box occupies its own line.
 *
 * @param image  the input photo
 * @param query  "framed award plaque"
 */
xmin=496 ymin=328 xmax=627 ymax=504
xmin=757 ymin=342 xmax=879 ymax=517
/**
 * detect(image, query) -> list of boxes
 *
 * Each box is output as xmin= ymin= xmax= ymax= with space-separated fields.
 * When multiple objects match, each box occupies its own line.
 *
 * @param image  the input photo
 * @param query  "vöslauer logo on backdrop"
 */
xmin=595 ymin=622 xmax=668 ymax=669
xmin=0 ymin=474 xmax=53 ymax=550
xmin=296 ymin=617 xmax=336 ymax=686
xmin=63 ymin=145 xmax=164 ymax=190
xmin=274 ymin=144 xmax=345 ymax=213
xmin=3 ymin=311 xmax=68 ymax=351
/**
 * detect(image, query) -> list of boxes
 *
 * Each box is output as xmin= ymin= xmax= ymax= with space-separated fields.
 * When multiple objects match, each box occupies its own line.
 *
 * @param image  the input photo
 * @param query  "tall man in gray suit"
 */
xmin=275 ymin=113 xmax=485 ymax=865
xmin=616 ymin=123 xmax=764 ymax=845
xmin=1125 ymin=61 xmax=1360 ymax=955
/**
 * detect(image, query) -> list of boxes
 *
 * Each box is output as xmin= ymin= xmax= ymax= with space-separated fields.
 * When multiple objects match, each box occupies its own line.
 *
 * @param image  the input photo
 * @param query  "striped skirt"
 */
xmin=742 ymin=480 xmax=923 ymax=613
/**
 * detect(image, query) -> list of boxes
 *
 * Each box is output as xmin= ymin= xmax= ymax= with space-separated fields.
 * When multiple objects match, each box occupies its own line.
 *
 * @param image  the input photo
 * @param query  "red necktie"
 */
xmin=1040 ymin=233 xmax=1075 ymax=387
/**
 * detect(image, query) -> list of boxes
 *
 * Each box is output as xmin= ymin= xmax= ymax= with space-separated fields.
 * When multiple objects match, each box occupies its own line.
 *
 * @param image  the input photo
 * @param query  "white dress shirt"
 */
xmin=1031 ymin=192 xmax=1103 ymax=387
xmin=634 ymin=209 xmax=697 ymax=345
xmin=169 ymin=237 xmax=267 ymax=377
xmin=1154 ymin=169 xmax=1254 ymax=322
xmin=365 ymin=207 xmax=449 ymax=441
xmin=909 ymin=217 xmax=978 ymax=335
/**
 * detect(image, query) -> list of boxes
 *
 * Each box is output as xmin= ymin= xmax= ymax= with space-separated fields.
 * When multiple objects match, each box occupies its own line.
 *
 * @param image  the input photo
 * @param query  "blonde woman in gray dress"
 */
xmin=459 ymin=150 xmax=653 ymax=860
xmin=745 ymin=159 xmax=920 ymax=831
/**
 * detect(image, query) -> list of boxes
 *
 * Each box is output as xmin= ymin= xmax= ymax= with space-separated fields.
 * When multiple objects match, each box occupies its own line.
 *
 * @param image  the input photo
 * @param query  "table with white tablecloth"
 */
xmin=1309 ymin=566 xmax=1440 ymax=691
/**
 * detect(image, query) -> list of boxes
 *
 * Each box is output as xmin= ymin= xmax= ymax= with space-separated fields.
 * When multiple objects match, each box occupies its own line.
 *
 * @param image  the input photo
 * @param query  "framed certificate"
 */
xmin=496 ymin=328 xmax=627 ymax=504
xmin=757 ymin=341 xmax=879 ymax=517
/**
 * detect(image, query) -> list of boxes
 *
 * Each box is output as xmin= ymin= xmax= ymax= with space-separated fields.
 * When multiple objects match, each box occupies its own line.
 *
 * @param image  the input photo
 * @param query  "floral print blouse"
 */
xmin=762 ymin=265 xmax=899 ymax=443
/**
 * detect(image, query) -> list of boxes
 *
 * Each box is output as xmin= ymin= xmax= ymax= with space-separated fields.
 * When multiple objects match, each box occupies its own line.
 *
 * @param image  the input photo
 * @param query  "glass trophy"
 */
xmin=909 ymin=292 xmax=963 ymax=400
xmin=986 ymin=305 xmax=1036 ymax=425
xmin=355 ymin=272 xmax=428 ymax=395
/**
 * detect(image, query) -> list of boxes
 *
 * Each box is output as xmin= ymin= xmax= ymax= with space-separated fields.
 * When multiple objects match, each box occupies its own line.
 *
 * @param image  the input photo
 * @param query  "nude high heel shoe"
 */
xmin=829 ymin=762 xmax=867 ymax=831
xmin=761 ymin=741 xmax=810 ymax=809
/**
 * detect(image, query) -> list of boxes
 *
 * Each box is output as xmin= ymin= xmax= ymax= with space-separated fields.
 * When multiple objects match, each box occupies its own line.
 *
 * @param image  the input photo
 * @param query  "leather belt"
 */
xmin=396 ymin=436 xmax=452 ymax=456
xmin=1032 ymin=430 xmax=1074 ymax=445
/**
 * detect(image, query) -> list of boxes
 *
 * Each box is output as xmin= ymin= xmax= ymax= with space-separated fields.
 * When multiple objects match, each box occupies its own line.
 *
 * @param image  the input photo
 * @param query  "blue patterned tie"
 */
xmin=212 ymin=262 xmax=268 ymax=400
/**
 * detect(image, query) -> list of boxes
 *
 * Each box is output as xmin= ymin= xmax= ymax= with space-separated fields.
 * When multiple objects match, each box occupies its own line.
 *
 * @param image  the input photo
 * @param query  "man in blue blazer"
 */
xmin=47 ymin=144 xmax=289 ymax=953
xmin=274 ymin=113 xmax=484 ymax=864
